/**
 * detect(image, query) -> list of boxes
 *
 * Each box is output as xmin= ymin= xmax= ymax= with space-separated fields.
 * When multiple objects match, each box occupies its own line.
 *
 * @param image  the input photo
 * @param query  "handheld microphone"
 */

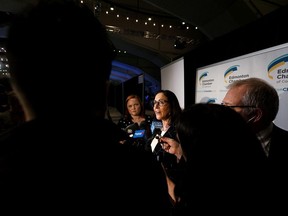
xmin=125 ymin=123 xmax=139 ymax=137
xmin=139 ymin=121 xmax=147 ymax=130
xmin=126 ymin=122 xmax=147 ymax=148
xmin=150 ymin=120 xmax=162 ymax=134
xmin=153 ymin=128 xmax=162 ymax=138
xmin=134 ymin=121 xmax=147 ymax=139
xmin=133 ymin=129 xmax=146 ymax=139
xmin=153 ymin=128 xmax=162 ymax=139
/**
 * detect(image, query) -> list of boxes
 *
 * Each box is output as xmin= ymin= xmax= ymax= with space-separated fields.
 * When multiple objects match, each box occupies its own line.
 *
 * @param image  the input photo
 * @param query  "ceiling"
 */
xmin=1 ymin=0 xmax=288 ymax=88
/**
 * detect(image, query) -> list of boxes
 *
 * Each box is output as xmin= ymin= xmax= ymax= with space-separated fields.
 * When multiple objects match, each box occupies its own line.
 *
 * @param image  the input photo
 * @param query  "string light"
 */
xmin=92 ymin=0 xmax=195 ymax=32
xmin=82 ymin=0 xmax=199 ymax=49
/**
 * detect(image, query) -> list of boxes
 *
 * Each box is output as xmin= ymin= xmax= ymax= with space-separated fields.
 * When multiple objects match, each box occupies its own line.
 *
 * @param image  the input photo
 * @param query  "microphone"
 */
xmin=150 ymin=120 xmax=162 ymax=134
xmin=139 ymin=121 xmax=147 ymax=130
xmin=125 ymin=123 xmax=139 ymax=137
xmin=133 ymin=129 xmax=146 ymax=139
xmin=153 ymin=128 xmax=162 ymax=138
xmin=126 ymin=122 xmax=147 ymax=148
xmin=131 ymin=121 xmax=147 ymax=140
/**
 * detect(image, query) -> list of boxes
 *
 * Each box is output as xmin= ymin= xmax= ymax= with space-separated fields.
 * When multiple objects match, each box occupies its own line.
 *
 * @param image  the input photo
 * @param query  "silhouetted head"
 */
xmin=6 ymin=0 xmax=116 ymax=119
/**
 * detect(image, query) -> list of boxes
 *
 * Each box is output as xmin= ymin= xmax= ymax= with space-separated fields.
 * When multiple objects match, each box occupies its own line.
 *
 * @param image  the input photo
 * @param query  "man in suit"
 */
xmin=222 ymin=77 xmax=288 ymax=208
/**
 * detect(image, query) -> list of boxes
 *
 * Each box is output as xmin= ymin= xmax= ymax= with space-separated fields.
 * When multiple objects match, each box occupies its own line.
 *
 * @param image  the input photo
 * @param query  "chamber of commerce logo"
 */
xmin=199 ymin=72 xmax=208 ymax=85
xmin=207 ymin=98 xmax=216 ymax=103
xmin=267 ymin=54 xmax=288 ymax=80
xmin=199 ymin=97 xmax=216 ymax=103
xmin=224 ymin=65 xmax=240 ymax=83
xmin=198 ymin=71 xmax=214 ymax=87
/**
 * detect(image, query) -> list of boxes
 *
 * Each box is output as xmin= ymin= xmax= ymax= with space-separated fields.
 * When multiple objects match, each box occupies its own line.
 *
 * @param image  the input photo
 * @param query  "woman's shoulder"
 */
xmin=163 ymin=124 xmax=177 ymax=139
xmin=117 ymin=117 xmax=132 ymax=128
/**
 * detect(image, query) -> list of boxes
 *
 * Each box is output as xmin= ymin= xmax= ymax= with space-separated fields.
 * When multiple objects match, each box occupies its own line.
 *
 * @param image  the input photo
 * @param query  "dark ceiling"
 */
xmin=1 ymin=0 xmax=288 ymax=86
xmin=100 ymin=0 xmax=288 ymax=84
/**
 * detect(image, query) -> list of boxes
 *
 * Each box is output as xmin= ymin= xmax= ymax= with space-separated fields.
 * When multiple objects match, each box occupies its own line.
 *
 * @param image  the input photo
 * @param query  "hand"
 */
xmin=160 ymin=137 xmax=183 ymax=160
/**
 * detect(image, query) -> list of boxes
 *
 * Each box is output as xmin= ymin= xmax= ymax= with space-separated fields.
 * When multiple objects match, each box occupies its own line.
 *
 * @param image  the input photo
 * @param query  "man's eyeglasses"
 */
xmin=221 ymin=103 xmax=256 ymax=109
xmin=152 ymin=100 xmax=168 ymax=107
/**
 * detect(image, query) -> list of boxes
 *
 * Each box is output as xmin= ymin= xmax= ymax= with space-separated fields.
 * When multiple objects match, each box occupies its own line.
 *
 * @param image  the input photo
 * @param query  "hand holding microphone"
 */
xmin=160 ymin=137 xmax=183 ymax=160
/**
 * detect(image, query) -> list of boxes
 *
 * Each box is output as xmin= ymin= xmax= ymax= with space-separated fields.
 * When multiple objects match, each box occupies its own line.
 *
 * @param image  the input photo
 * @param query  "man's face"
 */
xmin=222 ymin=85 xmax=249 ymax=121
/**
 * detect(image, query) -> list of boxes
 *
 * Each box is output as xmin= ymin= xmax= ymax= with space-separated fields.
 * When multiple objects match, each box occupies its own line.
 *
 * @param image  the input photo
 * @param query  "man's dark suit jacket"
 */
xmin=266 ymin=124 xmax=288 ymax=211
xmin=268 ymin=124 xmax=288 ymax=164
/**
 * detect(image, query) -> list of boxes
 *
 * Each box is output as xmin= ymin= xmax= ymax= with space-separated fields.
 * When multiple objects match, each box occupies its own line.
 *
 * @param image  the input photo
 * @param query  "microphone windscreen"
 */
xmin=153 ymin=128 xmax=162 ymax=137
xmin=125 ymin=123 xmax=139 ymax=134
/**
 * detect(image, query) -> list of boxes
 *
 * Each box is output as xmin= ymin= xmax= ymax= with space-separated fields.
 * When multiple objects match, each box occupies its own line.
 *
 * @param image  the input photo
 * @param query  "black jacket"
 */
xmin=0 ymin=117 xmax=170 ymax=215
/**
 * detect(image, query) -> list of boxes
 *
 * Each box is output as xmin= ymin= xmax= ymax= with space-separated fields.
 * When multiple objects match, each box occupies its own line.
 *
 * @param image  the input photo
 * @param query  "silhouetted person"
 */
xmin=161 ymin=103 xmax=267 ymax=215
xmin=0 ymin=1 xmax=170 ymax=214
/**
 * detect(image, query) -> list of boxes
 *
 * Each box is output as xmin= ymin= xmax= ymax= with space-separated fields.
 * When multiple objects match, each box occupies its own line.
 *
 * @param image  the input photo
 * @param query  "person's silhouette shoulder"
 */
xmin=0 ymin=1 xmax=170 ymax=215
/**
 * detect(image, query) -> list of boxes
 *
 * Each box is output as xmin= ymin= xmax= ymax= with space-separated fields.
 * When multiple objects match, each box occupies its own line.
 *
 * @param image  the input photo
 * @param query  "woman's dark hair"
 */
xmin=155 ymin=90 xmax=182 ymax=124
xmin=176 ymin=103 xmax=265 ymax=165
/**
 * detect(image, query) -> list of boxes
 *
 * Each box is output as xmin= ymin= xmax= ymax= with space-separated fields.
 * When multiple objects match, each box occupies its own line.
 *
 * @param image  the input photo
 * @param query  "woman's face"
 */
xmin=153 ymin=92 xmax=170 ymax=121
xmin=127 ymin=98 xmax=141 ymax=117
